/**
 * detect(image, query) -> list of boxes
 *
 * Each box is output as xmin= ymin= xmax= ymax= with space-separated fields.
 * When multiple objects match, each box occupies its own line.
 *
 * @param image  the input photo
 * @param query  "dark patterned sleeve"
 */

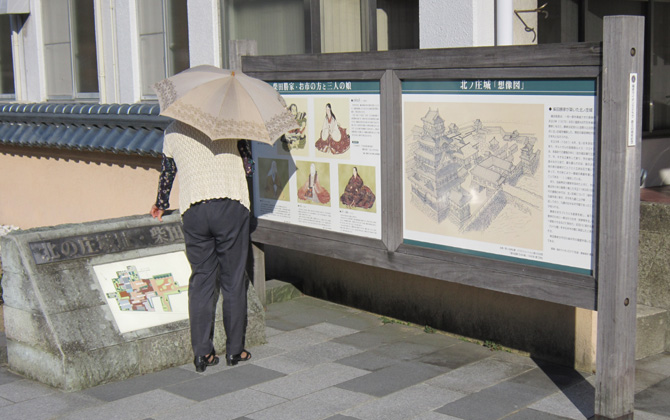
xmin=237 ymin=140 xmax=254 ymax=177
xmin=155 ymin=156 xmax=177 ymax=209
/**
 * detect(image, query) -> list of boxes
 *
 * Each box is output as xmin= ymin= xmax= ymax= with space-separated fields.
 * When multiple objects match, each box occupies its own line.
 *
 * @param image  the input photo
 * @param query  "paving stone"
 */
xmin=407 ymin=331 xmax=462 ymax=348
xmin=231 ymin=343 xmax=286 ymax=364
xmin=427 ymin=357 xmax=534 ymax=394
xmin=325 ymin=311 xmax=385 ymax=332
xmin=636 ymin=366 xmax=668 ymax=394
xmin=418 ymin=342 xmax=493 ymax=370
xmin=306 ymin=322 xmax=359 ymax=338
xmin=636 ymin=377 xmax=670 ymax=417
xmin=83 ymin=366 xmax=201 ymax=402
xmin=163 ymin=364 xmax=285 ymax=402
xmin=0 ymin=378 xmax=56 ymax=402
xmin=265 ymin=326 xmax=284 ymax=337
xmin=253 ymin=341 xmax=365 ymax=374
xmin=637 ymin=353 xmax=670 ymax=377
xmin=265 ymin=299 xmax=354 ymax=328
xmin=0 ymin=368 xmax=22 ymax=386
xmin=435 ymin=381 xmax=554 ymax=420
xmin=336 ymin=350 xmax=400 ymax=372
xmin=336 ymin=361 xmax=448 ymax=397
xmin=411 ymin=412 xmax=466 ymax=420
xmin=0 ymin=396 xmax=11 ymax=408
xmin=62 ymin=389 xmax=195 ymax=420
xmin=247 ymin=387 xmax=372 ymax=420
xmin=324 ymin=415 xmax=364 ymax=420
xmin=0 ymin=392 xmax=105 ymax=420
xmin=267 ymin=327 xmax=331 ymax=351
xmin=503 ymin=408 xmax=574 ymax=419
xmin=333 ymin=323 xmax=419 ymax=350
xmin=251 ymin=354 xmax=315 ymax=375
xmin=250 ymin=362 xmax=369 ymax=399
xmin=634 ymin=410 xmax=670 ymax=420
xmin=151 ymin=388 xmax=286 ymax=420
xmin=265 ymin=317 xmax=307 ymax=332
xmin=528 ymin=377 xmax=595 ymax=419
xmin=367 ymin=339 xmax=450 ymax=363
xmin=509 ymin=365 xmax=588 ymax=392
xmin=342 ymin=383 xmax=465 ymax=420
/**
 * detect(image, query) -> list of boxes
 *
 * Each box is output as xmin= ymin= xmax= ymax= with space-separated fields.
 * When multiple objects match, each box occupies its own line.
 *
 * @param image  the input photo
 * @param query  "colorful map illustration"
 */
xmin=105 ymin=265 xmax=188 ymax=312
xmin=94 ymin=252 xmax=192 ymax=333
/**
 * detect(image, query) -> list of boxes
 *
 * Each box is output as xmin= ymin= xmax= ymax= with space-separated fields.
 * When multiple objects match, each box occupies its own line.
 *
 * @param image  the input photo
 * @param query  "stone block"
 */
xmin=640 ymin=202 xmax=670 ymax=236
xmin=1 ymin=213 xmax=266 ymax=391
xmin=638 ymin=231 xmax=670 ymax=310
xmin=636 ymin=304 xmax=669 ymax=360
xmin=266 ymin=279 xmax=303 ymax=304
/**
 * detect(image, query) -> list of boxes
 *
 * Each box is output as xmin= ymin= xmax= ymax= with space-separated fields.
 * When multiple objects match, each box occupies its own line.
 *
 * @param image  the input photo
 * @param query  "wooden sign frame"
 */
xmin=240 ymin=16 xmax=644 ymax=420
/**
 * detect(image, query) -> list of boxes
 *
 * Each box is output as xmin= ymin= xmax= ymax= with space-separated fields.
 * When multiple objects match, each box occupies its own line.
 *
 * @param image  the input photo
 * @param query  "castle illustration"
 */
xmin=408 ymin=108 xmax=541 ymax=230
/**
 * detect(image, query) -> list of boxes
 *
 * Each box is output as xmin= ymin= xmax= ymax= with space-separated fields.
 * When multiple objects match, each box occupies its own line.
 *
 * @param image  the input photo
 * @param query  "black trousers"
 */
xmin=182 ymin=198 xmax=249 ymax=357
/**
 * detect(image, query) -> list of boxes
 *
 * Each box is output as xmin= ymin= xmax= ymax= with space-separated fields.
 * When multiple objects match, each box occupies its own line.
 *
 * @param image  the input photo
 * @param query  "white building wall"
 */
xmin=418 ymin=0 xmax=538 ymax=48
xmin=188 ymin=0 xmax=223 ymax=68
xmin=18 ymin=0 xmax=46 ymax=102
xmin=94 ymin=0 xmax=117 ymax=103
xmin=111 ymin=0 xmax=141 ymax=104
xmin=419 ymin=0 xmax=495 ymax=48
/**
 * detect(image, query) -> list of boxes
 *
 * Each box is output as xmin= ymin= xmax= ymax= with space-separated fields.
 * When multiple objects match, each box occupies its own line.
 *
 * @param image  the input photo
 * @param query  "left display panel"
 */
xmin=252 ymin=80 xmax=383 ymax=239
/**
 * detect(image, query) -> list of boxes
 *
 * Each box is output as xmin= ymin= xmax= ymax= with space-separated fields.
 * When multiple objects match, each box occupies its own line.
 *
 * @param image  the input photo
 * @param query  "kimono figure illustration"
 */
xmin=264 ymin=160 xmax=281 ymax=199
xmin=281 ymin=103 xmax=307 ymax=151
xmin=298 ymin=163 xmax=331 ymax=204
xmin=315 ymin=103 xmax=350 ymax=155
xmin=340 ymin=167 xmax=375 ymax=209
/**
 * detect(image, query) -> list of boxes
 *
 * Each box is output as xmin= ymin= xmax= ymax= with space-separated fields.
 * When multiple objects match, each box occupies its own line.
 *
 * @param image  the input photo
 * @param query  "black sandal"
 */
xmin=226 ymin=349 xmax=252 ymax=366
xmin=194 ymin=351 xmax=219 ymax=373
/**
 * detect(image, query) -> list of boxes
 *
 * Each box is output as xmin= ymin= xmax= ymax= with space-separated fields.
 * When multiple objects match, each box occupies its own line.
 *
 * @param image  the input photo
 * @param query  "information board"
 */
xmin=402 ymin=79 xmax=597 ymax=274
xmin=253 ymin=80 xmax=382 ymax=239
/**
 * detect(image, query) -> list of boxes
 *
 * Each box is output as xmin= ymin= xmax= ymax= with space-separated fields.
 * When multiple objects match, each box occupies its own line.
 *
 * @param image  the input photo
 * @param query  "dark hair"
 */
xmin=326 ymin=103 xmax=336 ymax=120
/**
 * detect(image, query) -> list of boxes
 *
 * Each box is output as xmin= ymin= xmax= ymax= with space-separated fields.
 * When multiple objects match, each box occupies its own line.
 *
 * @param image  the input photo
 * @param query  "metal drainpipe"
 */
xmin=496 ymin=0 xmax=514 ymax=46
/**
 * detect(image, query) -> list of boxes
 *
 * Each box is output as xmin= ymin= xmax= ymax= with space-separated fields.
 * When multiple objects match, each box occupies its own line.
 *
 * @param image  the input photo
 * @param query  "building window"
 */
xmin=538 ymin=0 xmax=670 ymax=134
xmin=221 ymin=0 xmax=418 ymax=64
xmin=138 ymin=0 xmax=189 ymax=99
xmin=0 ymin=14 xmax=15 ymax=98
xmin=42 ymin=0 xmax=99 ymax=100
xmin=376 ymin=0 xmax=419 ymax=51
xmin=222 ymin=0 xmax=307 ymax=61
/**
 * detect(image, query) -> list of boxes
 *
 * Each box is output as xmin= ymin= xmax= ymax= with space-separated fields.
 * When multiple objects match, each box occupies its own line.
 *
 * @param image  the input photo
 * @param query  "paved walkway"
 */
xmin=0 ymin=294 xmax=669 ymax=420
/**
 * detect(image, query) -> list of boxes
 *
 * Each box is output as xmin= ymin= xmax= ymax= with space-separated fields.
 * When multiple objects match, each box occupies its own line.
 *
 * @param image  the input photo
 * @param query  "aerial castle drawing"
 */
xmin=406 ymin=108 xmax=541 ymax=232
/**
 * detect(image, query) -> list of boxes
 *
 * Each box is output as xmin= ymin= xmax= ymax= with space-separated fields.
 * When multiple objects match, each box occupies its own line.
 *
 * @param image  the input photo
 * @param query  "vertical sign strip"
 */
xmin=628 ymin=73 xmax=638 ymax=147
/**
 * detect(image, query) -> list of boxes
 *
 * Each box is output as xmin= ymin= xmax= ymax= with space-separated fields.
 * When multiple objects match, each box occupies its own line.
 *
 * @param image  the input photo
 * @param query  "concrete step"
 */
xmin=636 ymin=304 xmax=669 ymax=360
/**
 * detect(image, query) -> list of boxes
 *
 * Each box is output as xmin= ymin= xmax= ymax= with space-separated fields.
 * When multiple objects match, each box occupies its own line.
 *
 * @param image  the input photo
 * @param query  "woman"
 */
xmin=264 ymin=160 xmax=281 ymax=199
xmin=298 ymin=163 xmax=330 ymax=204
xmin=340 ymin=167 xmax=375 ymax=209
xmin=315 ymin=103 xmax=350 ymax=155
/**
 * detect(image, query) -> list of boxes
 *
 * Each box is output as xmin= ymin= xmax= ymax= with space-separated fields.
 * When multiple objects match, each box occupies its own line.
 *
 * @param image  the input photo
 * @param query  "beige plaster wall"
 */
xmin=0 ymin=149 xmax=179 ymax=229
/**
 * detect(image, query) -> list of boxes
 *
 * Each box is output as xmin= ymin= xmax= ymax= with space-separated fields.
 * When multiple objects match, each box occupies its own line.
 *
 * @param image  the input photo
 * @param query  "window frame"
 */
xmin=138 ymin=0 xmax=189 ymax=101
xmin=221 ymin=0 xmax=411 ymax=65
xmin=43 ymin=0 xmax=99 ymax=101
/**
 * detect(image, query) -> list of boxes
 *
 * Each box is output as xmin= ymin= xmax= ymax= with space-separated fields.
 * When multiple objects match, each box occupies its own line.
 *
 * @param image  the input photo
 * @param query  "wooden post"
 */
xmin=252 ymin=243 xmax=267 ymax=307
xmin=228 ymin=39 xmax=258 ymax=71
xmin=229 ymin=39 xmax=266 ymax=305
xmin=595 ymin=15 xmax=644 ymax=420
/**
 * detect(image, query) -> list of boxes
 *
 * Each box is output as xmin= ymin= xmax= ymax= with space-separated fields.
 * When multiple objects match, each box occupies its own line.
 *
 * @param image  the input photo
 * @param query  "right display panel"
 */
xmin=402 ymin=79 xmax=597 ymax=275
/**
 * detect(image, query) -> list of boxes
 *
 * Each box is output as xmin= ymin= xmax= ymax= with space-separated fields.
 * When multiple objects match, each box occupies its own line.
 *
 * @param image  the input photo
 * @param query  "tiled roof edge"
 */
xmin=0 ymin=102 xmax=171 ymax=129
